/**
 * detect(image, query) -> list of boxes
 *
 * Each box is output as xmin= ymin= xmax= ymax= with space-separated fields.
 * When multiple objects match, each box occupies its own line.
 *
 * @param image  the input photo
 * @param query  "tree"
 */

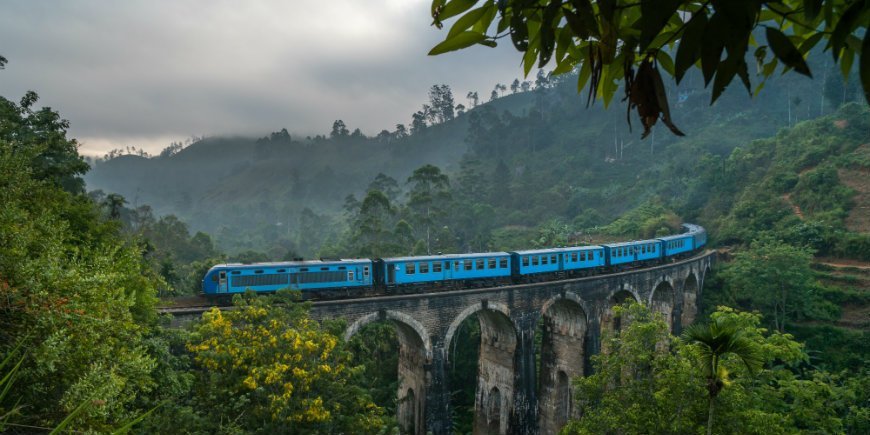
xmin=682 ymin=313 xmax=763 ymax=435
xmin=368 ymin=173 xmax=401 ymax=202
xmin=393 ymin=123 xmax=408 ymax=139
xmin=330 ymin=119 xmax=349 ymax=138
xmin=352 ymin=190 xmax=397 ymax=256
xmin=102 ymin=193 xmax=127 ymax=220
xmin=187 ymin=293 xmax=387 ymax=433
xmin=406 ymin=164 xmax=451 ymax=254
xmin=520 ymin=80 xmax=532 ymax=92
xmin=456 ymin=103 xmax=466 ymax=115
xmin=411 ymin=110 xmax=428 ymax=134
xmin=428 ymin=84 xmax=456 ymax=123
xmin=0 ymin=91 xmax=89 ymax=193
xmin=466 ymin=91 xmax=479 ymax=107
xmin=428 ymin=0 xmax=870 ymax=137
xmin=721 ymin=237 xmax=817 ymax=332
xmin=510 ymin=78 xmax=520 ymax=93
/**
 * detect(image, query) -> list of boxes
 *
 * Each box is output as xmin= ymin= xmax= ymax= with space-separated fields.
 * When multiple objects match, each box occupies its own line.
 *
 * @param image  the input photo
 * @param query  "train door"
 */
xmin=444 ymin=261 xmax=452 ymax=280
xmin=218 ymin=271 xmax=228 ymax=293
xmin=388 ymin=263 xmax=396 ymax=284
xmin=558 ymin=253 xmax=565 ymax=272
xmin=363 ymin=265 xmax=370 ymax=284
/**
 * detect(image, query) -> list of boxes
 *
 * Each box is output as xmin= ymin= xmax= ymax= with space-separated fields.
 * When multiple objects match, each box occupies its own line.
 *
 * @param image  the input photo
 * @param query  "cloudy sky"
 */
xmin=0 ymin=0 xmax=527 ymax=155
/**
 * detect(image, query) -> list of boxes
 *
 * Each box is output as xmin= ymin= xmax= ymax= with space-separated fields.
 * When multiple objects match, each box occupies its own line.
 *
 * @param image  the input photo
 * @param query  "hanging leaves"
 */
xmin=428 ymin=0 xmax=870 ymax=136
xmin=625 ymin=58 xmax=684 ymax=139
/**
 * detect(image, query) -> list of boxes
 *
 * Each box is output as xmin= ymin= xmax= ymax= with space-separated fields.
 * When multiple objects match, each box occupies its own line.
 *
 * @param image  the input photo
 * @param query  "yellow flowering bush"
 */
xmin=187 ymin=292 xmax=386 ymax=433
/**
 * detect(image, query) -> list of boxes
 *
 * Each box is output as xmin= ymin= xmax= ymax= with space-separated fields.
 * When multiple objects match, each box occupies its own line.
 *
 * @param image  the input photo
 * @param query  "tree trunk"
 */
xmin=706 ymin=396 xmax=715 ymax=435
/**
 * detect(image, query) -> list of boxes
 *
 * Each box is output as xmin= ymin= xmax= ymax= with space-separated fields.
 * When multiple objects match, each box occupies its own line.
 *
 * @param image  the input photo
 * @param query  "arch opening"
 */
xmin=681 ymin=273 xmax=700 ymax=329
xmin=446 ymin=304 xmax=518 ymax=435
xmin=346 ymin=313 xmax=428 ymax=435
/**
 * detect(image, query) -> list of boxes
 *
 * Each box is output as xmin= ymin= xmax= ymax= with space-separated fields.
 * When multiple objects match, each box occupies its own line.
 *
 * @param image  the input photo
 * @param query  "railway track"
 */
xmin=157 ymin=249 xmax=716 ymax=316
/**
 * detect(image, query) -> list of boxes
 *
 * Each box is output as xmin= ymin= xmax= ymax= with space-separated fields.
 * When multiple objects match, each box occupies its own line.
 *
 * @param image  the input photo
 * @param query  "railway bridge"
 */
xmin=169 ymin=251 xmax=714 ymax=434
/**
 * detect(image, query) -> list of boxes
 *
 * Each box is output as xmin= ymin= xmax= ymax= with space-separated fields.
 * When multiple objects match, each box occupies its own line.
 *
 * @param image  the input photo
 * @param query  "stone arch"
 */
xmin=681 ymin=273 xmax=700 ymax=328
xmin=538 ymin=295 xmax=587 ymax=434
xmin=650 ymin=281 xmax=676 ymax=332
xmin=344 ymin=311 xmax=429 ymax=435
xmin=444 ymin=300 xmax=513 ymax=361
xmin=344 ymin=310 xmax=432 ymax=360
xmin=444 ymin=301 xmax=517 ymax=434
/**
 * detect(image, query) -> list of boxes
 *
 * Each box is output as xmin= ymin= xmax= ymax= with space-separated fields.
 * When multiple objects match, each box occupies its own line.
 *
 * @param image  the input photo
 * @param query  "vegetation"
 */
xmin=564 ymin=304 xmax=868 ymax=435
xmin=429 ymin=0 xmax=870 ymax=135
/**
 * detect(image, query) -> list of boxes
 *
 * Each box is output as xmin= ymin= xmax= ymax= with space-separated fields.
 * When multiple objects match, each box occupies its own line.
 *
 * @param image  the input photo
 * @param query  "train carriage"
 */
xmin=202 ymin=259 xmax=373 ymax=296
xmin=510 ymin=248 xmax=563 ymax=277
xmin=658 ymin=233 xmax=694 ymax=257
xmin=561 ymin=246 xmax=606 ymax=272
xmin=604 ymin=241 xmax=641 ymax=266
xmin=379 ymin=252 xmax=511 ymax=288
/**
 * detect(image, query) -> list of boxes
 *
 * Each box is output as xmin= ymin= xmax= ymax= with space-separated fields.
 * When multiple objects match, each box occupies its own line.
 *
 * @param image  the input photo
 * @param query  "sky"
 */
xmin=0 ymin=0 xmax=528 ymax=156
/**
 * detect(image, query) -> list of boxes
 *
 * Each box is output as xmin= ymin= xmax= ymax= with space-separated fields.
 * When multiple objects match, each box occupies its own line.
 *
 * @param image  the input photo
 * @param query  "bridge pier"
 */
xmin=538 ymin=297 xmax=588 ymax=433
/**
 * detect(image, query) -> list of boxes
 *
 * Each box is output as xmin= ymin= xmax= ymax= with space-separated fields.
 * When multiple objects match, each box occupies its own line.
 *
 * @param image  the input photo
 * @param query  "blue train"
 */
xmin=202 ymin=224 xmax=707 ymax=299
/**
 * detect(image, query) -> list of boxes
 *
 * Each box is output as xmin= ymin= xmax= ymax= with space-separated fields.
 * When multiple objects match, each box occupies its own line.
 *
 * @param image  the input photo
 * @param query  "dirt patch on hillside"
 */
xmin=839 ymin=166 xmax=870 ymax=233
xmin=838 ymin=304 xmax=870 ymax=329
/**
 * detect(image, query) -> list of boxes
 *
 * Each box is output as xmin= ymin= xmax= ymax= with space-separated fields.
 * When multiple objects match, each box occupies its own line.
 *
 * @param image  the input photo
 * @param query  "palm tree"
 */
xmin=682 ymin=317 xmax=763 ymax=435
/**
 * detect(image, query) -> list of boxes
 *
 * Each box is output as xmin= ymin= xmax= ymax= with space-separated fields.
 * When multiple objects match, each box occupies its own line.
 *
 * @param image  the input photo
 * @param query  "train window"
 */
xmin=255 ymin=270 xmax=264 ymax=274
xmin=571 ymin=253 xmax=578 ymax=262
xmin=541 ymin=256 xmax=548 ymax=265
xmin=476 ymin=259 xmax=484 ymax=269
xmin=488 ymin=258 xmax=496 ymax=269
xmin=300 ymin=267 xmax=309 ymax=272
xmin=433 ymin=262 xmax=442 ymax=272
xmin=338 ymin=266 xmax=346 ymax=270
xmin=523 ymin=257 xmax=529 ymax=267
xmin=550 ymin=255 xmax=557 ymax=263
xmin=641 ymin=245 xmax=646 ymax=254
xmin=500 ymin=258 xmax=508 ymax=268
xmin=532 ymin=257 xmax=539 ymax=266
xmin=363 ymin=266 xmax=370 ymax=278
xmin=465 ymin=261 xmax=473 ymax=271
xmin=211 ymin=273 xmax=219 ymax=282
xmin=406 ymin=263 xmax=415 ymax=274
xmin=321 ymin=267 xmax=329 ymax=271
xmin=277 ymin=269 xmax=286 ymax=273
xmin=348 ymin=271 xmax=354 ymax=281
xmin=455 ymin=261 xmax=461 ymax=271
xmin=420 ymin=263 xmax=429 ymax=273
xmin=231 ymin=271 xmax=241 ymax=275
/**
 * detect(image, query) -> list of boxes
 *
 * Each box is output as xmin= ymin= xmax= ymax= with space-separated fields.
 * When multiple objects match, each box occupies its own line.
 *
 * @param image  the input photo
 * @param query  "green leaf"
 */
xmin=437 ymin=0 xmax=479 ymax=22
xmin=510 ymin=13 xmax=529 ymax=51
xmin=803 ymin=0 xmax=822 ymax=20
xmin=861 ymin=32 xmax=870 ymax=104
xmin=674 ymin=12 xmax=707 ymax=83
xmin=49 ymin=401 xmax=91 ymax=435
xmin=657 ymin=50 xmax=675 ymax=77
xmin=798 ymin=32 xmax=825 ymax=54
xmin=523 ymin=36 xmax=538 ymax=76
xmin=111 ymin=403 xmax=163 ymax=435
xmin=701 ymin=14 xmax=727 ymax=85
xmin=569 ymin=0 xmax=599 ymax=38
xmin=640 ymin=0 xmax=680 ymax=51
xmin=539 ymin=0 xmax=562 ymax=67
xmin=429 ymin=31 xmax=488 ymax=55
xmin=472 ymin=3 xmax=498 ymax=34
xmin=829 ymin=1 xmax=865 ymax=58
xmin=447 ymin=5 xmax=489 ymax=39
xmin=766 ymin=27 xmax=811 ymax=77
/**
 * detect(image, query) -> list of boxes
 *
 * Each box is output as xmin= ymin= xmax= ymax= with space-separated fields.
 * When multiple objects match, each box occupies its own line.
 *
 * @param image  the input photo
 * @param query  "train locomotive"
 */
xmin=202 ymin=224 xmax=707 ymax=299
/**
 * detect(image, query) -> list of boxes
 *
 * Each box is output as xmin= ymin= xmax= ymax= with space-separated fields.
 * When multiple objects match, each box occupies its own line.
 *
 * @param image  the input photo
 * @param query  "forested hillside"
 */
xmin=85 ymin=48 xmax=858 ymax=258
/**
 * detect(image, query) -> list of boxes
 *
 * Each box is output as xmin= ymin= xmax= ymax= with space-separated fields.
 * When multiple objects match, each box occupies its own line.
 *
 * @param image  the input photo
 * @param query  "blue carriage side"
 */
xmin=380 ymin=253 xmax=511 ymax=286
xmin=560 ymin=246 xmax=606 ymax=272
xmin=657 ymin=233 xmax=694 ymax=257
xmin=202 ymin=259 xmax=373 ymax=295
xmin=510 ymin=248 xmax=564 ymax=276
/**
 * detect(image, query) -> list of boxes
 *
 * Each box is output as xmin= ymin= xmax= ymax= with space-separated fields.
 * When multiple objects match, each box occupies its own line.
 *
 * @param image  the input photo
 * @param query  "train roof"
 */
xmin=382 ymin=252 xmax=511 ymax=262
xmin=210 ymin=258 xmax=372 ymax=269
xmin=510 ymin=245 xmax=603 ymax=255
xmin=602 ymin=239 xmax=660 ymax=248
